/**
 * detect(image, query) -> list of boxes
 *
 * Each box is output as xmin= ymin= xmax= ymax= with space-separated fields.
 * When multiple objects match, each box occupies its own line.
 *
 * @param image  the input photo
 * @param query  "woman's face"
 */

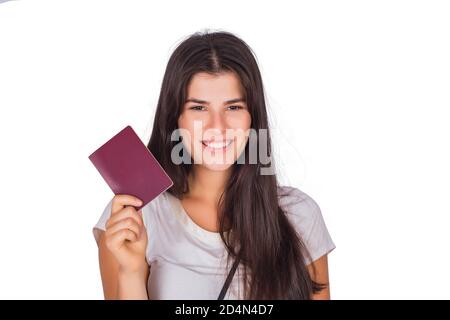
xmin=177 ymin=71 xmax=252 ymax=172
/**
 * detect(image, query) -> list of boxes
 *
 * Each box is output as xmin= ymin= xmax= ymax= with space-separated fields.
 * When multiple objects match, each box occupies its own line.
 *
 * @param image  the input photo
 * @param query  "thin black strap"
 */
xmin=217 ymin=255 xmax=241 ymax=300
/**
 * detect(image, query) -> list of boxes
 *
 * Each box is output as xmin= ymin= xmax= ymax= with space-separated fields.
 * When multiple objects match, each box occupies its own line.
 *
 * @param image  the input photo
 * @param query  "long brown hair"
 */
xmin=147 ymin=30 xmax=326 ymax=299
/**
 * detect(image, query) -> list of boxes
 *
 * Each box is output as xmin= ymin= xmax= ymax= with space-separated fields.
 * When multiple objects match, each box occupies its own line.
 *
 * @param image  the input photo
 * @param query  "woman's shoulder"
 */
xmin=277 ymin=185 xmax=320 ymax=217
xmin=276 ymin=185 xmax=336 ymax=264
xmin=142 ymin=191 xmax=172 ymax=216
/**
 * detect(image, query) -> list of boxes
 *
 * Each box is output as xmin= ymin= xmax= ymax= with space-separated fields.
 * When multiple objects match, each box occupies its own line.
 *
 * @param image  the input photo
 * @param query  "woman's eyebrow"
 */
xmin=185 ymin=98 xmax=246 ymax=104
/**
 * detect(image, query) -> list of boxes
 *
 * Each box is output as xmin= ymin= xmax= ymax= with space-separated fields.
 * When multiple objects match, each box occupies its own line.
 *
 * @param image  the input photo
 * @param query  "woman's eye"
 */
xmin=189 ymin=105 xmax=243 ymax=111
xmin=190 ymin=105 xmax=205 ymax=111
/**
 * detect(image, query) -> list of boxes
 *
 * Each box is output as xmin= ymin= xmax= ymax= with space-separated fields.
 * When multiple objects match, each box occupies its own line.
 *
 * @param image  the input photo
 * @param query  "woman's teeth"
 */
xmin=202 ymin=139 xmax=233 ymax=149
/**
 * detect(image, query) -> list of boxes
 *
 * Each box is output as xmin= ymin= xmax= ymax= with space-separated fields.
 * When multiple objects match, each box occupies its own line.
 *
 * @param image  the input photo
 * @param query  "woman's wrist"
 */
xmin=117 ymin=266 xmax=149 ymax=300
xmin=118 ymin=262 xmax=148 ymax=276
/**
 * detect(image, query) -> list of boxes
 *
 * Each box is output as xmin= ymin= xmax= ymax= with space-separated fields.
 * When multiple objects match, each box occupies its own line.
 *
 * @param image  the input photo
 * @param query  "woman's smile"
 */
xmin=201 ymin=139 xmax=234 ymax=152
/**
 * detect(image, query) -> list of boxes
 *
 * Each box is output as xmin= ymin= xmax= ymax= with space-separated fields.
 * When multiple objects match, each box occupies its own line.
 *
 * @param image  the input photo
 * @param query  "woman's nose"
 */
xmin=206 ymin=110 xmax=227 ymax=131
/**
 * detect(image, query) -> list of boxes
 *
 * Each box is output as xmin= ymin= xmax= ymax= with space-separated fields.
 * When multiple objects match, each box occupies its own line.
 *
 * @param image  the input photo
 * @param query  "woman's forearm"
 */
xmin=117 ymin=269 xmax=149 ymax=300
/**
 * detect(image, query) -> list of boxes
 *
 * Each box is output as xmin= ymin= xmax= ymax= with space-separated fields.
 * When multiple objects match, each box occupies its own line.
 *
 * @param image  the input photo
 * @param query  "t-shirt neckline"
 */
xmin=165 ymin=192 xmax=225 ymax=244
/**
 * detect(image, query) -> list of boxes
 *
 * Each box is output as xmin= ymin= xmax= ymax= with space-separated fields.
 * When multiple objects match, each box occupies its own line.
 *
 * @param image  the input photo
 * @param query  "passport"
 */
xmin=88 ymin=125 xmax=173 ymax=211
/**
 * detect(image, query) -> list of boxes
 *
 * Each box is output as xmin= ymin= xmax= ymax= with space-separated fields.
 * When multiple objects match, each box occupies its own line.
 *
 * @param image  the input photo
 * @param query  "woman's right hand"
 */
xmin=104 ymin=194 xmax=148 ymax=274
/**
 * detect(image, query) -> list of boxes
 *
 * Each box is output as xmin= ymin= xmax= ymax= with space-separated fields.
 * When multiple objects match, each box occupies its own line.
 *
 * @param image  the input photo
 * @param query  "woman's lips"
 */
xmin=201 ymin=139 xmax=234 ymax=152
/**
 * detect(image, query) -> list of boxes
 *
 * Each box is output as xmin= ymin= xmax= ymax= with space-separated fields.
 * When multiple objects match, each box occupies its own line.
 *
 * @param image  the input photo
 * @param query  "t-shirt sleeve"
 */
xmin=92 ymin=198 xmax=114 ymax=245
xmin=278 ymin=186 xmax=336 ymax=265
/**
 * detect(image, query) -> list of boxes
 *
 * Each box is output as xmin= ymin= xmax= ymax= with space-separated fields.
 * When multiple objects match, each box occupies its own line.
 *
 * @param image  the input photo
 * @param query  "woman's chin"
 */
xmin=198 ymin=162 xmax=234 ymax=172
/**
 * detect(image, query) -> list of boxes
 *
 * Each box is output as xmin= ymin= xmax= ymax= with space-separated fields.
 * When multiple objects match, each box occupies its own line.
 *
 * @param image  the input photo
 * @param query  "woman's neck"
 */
xmin=186 ymin=165 xmax=232 ymax=206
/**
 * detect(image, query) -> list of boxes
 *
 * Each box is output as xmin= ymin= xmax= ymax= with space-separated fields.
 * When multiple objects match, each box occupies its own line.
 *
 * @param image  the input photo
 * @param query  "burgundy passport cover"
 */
xmin=88 ymin=125 xmax=173 ymax=211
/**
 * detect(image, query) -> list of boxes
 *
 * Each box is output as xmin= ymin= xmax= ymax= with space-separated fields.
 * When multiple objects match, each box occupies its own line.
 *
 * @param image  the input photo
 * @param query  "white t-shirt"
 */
xmin=92 ymin=185 xmax=336 ymax=300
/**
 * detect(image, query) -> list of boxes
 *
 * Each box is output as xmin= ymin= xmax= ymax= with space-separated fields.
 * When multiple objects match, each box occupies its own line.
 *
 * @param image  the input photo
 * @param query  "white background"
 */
xmin=0 ymin=0 xmax=449 ymax=299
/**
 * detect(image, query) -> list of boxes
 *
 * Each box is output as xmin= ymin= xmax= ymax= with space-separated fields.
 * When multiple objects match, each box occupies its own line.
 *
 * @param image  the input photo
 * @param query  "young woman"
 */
xmin=93 ymin=30 xmax=336 ymax=300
